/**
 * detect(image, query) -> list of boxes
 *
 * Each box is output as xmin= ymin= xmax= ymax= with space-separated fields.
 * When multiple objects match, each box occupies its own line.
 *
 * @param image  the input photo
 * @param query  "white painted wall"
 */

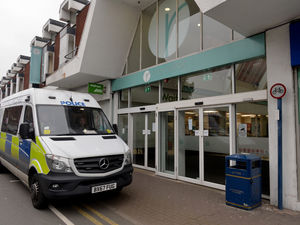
xmin=79 ymin=0 xmax=140 ymax=79
xmin=266 ymin=23 xmax=300 ymax=210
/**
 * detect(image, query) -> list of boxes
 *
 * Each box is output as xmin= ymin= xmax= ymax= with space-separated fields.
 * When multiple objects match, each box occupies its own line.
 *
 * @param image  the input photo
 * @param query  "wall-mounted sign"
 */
xmin=143 ymin=71 xmax=151 ymax=83
xmin=238 ymin=124 xmax=247 ymax=137
xmin=88 ymin=83 xmax=104 ymax=95
xmin=270 ymin=83 xmax=286 ymax=99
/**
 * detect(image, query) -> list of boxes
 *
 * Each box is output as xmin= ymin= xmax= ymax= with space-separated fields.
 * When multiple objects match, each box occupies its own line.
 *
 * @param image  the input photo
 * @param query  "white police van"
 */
xmin=0 ymin=88 xmax=133 ymax=209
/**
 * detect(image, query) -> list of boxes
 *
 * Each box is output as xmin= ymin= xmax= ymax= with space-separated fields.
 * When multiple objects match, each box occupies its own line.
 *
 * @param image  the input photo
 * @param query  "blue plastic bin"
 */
xmin=225 ymin=154 xmax=261 ymax=210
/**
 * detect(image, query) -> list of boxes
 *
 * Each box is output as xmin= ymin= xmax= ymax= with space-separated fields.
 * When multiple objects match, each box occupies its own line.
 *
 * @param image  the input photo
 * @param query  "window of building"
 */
xmin=181 ymin=66 xmax=232 ymax=100
xmin=162 ymin=77 xmax=178 ymax=102
xmin=235 ymin=58 xmax=267 ymax=93
xmin=203 ymin=15 xmax=232 ymax=50
xmin=119 ymin=89 xmax=129 ymax=109
xmin=1 ymin=106 xmax=23 ymax=135
xmin=236 ymin=101 xmax=269 ymax=195
xmin=118 ymin=114 xmax=128 ymax=144
xmin=178 ymin=0 xmax=201 ymax=57
xmin=131 ymin=82 xmax=159 ymax=107
xmin=127 ymin=18 xmax=141 ymax=74
xmin=158 ymin=0 xmax=177 ymax=64
xmin=142 ymin=2 xmax=157 ymax=69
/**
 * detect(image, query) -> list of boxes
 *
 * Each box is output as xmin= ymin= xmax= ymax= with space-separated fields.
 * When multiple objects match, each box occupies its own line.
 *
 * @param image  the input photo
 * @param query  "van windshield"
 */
xmin=36 ymin=105 xmax=115 ymax=136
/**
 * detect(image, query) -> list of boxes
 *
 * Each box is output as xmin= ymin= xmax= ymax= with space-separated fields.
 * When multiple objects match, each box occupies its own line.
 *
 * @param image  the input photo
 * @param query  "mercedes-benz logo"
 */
xmin=99 ymin=158 xmax=109 ymax=170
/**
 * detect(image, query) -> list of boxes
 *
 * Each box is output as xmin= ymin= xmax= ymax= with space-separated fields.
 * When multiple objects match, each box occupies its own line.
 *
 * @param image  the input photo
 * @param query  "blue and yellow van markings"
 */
xmin=0 ymin=132 xmax=50 ymax=175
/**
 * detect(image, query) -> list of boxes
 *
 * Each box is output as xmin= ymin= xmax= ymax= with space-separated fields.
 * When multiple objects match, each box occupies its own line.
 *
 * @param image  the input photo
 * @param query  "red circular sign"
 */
xmin=270 ymin=83 xmax=286 ymax=99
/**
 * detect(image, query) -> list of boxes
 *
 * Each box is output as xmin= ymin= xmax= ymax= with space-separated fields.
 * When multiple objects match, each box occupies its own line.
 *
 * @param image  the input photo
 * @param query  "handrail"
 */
xmin=64 ymin=47 xmax=78 ymax=60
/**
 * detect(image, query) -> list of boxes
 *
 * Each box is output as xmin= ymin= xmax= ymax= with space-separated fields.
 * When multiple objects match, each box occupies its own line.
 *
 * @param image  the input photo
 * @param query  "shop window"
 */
xmin=236 ymin=101 xmax=269 ymax=195
xmin=181 ymin=66 xmax=232 ymax=100
xmin=162 ymin=77 xmax=178 ymax=102
xmin=118 ymin=114 xmax=128 ymax=144
xmin=119 ymin=89 xmax=129 ymax=109
xmin=127 ymin=18 xmax=141 ymax=74
xmin=235 ymin=58 xmax=267 ymax=93
xmin=203 ymin=15 xmax=232 ymax=50
xmin=178 ymin=0 xmax=201 ymax=57
xmin=131 ymin=82 xmax=159 ymax=107
xmin=158 ymin=0 xmax=177 ymax=64
xmin=142 ymin=2 xmax=157 ymax=69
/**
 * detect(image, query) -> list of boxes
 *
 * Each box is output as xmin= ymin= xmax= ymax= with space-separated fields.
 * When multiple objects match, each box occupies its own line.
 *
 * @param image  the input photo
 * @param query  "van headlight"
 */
xmin=124 ymin=149 xmax=132 ymax=165
xmin=46 ymin=154 xmax=73 ymax=173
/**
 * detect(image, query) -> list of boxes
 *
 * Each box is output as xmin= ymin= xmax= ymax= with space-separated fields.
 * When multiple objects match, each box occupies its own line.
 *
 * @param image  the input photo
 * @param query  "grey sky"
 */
xmin=0 ymin=0 xmax=64 ymax=80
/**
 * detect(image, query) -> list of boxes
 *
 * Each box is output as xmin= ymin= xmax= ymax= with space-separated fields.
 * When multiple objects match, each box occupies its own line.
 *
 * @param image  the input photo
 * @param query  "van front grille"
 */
xmin=74 ymin=155 xmax=124 ymax=173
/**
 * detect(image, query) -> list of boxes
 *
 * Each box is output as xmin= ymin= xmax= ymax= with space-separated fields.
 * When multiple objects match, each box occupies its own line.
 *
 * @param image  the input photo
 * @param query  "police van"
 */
xmin=0 ymin=88 xmax=133 ymax=209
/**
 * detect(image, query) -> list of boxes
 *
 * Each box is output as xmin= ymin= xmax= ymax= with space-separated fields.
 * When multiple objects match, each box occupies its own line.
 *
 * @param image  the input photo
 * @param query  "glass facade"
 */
xmin=124 ymin=0 xmax=243 ymax=77
xmin=235 ymin=58 xmax=267 ymax=93
xmin=178 ymin=0 xmax=201 ymax=57
xmin=131 ymin=82 xmax=159 ymax=107
xmin=142 ymin=3 xmax=157 ymax=69
xmin=181 ymin=66 xmax=232 ymax=100
xmin=203 ymin=15 xmax=232 ymax=50
xmin=162 ymin=77 xmax=178 ymax=102
xmin=236 ymin=101 xmax=269 ymax=195
xmin=127 ymin=18 xmax=141 ymax=74
xmin=118 ymin=114 xmax=128 ymax=144
xmin=119 ymin=89 xmax=129 ymax=108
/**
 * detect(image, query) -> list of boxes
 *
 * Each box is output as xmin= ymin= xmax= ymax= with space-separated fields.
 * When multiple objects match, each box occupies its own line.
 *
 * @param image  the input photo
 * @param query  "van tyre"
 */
xmin=30 ymin=174 xmax=48 ymax=209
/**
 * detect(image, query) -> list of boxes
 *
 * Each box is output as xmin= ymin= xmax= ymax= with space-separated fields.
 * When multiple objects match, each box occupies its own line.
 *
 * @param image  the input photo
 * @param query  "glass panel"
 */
xmin=236 ymin=101 xmax=269 ymax=195
xmin=133 ymin=113 xmax=145 ymax=166
xmin=159 ymin=111 xmax=174 ymax=174
xmin=118 ymin=114 xmax=128 ymax=144
xmin=178 ymin=109 xmax=199 ymax=179
xmin=203 ymin=15 xmax=232 ymax=50
xmin=162 ymin=77 xmax=178 ymax=102
xmin=235 ymin=58 xmax=267 ymax=93
xmin=142 ymin=2 xmax=157 ymax=69
xmin=119 ymin=89 xmax=129 ymax=109
xmin=1 ymin=106 xmax=23 ymax=135
xmin=178 ymin=0 xmax=201 ymax=57
xmin=37 ymin=106 xmax=114 ymax=136
xmin=147 ymin=112 xmax=156 ymax=168
xmin=158 ymin=0 xmax=177 ymax=64
xmin=127 ymin=18 xmax=141 ymax=74
xmin=203 ymin=107 xmax=229 ymax=185
xmin=181 ymin=66 xmax=232 ymax=100
xmin=131 ymin=82 xmax=159 ymax=107
xmin=24 ymin=106 xmax=35 ymax=141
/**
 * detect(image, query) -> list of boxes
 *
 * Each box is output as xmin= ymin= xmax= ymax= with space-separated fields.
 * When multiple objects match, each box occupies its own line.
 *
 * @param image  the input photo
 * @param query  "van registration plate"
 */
xmin=91 ymin=183 xmax=117 ymax=194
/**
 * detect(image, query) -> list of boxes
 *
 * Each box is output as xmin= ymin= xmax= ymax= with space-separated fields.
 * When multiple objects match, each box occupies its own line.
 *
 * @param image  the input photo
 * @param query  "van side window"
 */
xmin=1 ymin=106 xmax=23 ymax=135
xmin=24 ymin=106 xmax=35 ymax=141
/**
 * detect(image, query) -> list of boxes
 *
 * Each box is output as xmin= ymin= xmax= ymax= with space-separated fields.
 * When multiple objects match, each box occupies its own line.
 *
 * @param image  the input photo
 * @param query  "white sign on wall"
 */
xmin=238 ymin=124 xmax=247 ymax=137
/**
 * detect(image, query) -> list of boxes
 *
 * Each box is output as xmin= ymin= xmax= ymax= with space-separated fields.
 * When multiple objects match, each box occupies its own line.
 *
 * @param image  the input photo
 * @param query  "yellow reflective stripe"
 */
xmin=30 ymin=160 xmax=42 ymax=173
xmin=0 ymin=132 xmax=6 ymax=152
xmin=11 ymin=136 xmax=19 ymax=160
xmin=226 ymin=174 xmax=261 ymax=180
xmin=36 ymin=136 xmax=46 ymax=154
xmin=29 ymin=137 xmax=49 ymax=175
xmin=226 ymin=201 xmax=261 ymax=209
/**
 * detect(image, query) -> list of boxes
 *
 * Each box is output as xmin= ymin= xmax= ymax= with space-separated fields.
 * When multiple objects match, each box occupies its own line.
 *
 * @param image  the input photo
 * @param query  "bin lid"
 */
xmin=226 ymin=153 xmax=260 ymax=161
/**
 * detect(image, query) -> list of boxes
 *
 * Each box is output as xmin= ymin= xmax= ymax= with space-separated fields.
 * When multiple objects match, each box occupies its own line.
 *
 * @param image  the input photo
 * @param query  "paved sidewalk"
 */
xmin=95 ymin=168 xmax=300 ymax=225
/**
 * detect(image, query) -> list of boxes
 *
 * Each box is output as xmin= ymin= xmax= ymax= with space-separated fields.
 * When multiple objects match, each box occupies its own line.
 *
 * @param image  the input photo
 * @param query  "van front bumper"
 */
xmin=38 ymin=165 xmax=133 ymax=199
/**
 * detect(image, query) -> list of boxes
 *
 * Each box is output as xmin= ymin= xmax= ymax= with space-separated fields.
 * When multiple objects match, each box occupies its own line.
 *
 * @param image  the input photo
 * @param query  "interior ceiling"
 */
xmin=205 ymin=0 xmax=300 ymax=36
xmin=120 ymin=0 xmax=156 ymax=10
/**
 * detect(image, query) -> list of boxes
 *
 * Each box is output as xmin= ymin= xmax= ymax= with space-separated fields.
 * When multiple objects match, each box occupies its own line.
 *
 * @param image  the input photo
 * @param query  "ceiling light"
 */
xmin=197 ymin=23 xmax=201 ymax=27
xmin=165 ymin=8 xmax=171 ymax=12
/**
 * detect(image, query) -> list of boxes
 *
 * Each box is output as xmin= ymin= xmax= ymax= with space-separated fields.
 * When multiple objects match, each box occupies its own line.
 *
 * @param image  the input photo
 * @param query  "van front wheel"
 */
xmin=30 ymin=174 xmax=48 ymax=209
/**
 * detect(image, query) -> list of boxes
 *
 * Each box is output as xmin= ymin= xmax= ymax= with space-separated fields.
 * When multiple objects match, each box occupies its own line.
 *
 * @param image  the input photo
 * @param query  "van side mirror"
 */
xmin=112 ymin=124 xmax=118 ymax=135
xmin=20 ymin=123 xmax=30 ymax=139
